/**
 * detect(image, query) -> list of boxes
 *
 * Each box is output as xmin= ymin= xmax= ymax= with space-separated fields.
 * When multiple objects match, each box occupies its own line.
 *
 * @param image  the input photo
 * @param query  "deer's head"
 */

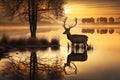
xmin=63 ymin=17 xmax=77 ymax=34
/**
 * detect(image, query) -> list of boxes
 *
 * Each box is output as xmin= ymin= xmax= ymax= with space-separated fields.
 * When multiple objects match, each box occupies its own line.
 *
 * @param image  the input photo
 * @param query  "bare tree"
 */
xmin=0 ymin=0 xmax=65 ymax=38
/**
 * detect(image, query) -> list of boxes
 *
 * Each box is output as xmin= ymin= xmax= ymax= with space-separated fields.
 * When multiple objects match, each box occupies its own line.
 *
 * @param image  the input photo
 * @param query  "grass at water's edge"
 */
xmin=0 ymin=35 xmax=60 ymax=52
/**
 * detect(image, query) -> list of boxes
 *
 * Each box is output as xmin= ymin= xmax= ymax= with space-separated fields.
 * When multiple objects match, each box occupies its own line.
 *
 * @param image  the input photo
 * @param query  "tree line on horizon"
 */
xmin=81 ymin=16 xmax=120 ymax=24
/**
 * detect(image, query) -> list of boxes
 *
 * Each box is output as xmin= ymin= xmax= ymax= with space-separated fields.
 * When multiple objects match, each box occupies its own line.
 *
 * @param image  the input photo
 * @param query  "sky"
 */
xmin=64 ymin=0 xmax=120 ymax=18
xmin=0 ymin=0 xmax=120 ymax=25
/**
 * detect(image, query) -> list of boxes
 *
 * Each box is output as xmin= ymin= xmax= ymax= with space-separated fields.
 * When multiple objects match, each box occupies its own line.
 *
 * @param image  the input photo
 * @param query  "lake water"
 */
xmin=0 ymin=24 xmax=120 ymax=80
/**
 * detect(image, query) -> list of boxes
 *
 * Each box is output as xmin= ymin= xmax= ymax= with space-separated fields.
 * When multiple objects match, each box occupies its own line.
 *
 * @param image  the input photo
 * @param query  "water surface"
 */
xmin=0 ymin=24 xmax=120 ymax=80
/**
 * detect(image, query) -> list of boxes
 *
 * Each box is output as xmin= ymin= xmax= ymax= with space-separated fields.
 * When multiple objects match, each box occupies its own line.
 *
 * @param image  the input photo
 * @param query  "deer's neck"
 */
xmin=67 ymin=32 xmax=71 ymax=39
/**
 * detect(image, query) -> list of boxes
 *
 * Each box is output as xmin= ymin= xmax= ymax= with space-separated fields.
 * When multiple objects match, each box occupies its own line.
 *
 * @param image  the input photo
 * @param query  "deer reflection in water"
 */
xmin=65 ymin=48 xmax=87 ymax=66
xmin=64 ymin=43 xmax=89 ymax=75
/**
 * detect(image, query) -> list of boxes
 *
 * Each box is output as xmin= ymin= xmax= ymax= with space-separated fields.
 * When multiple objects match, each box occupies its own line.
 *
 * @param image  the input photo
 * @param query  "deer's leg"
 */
xmin=83 ymin=42 xmax=88 ymax=50
xmin=71 ymin=43 xmax=74 ymax=52
xmin=86 ymin=43 xmax=89 ymax=47
xmin=75 ymin=43 xmax=79 ymax=53
xmin=67 ymin=42 xmax=70 ymax=53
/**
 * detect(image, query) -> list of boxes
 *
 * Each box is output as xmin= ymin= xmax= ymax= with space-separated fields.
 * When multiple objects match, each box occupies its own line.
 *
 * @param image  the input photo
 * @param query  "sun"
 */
xmin=64 ymin=8 xmax=70 ymax=14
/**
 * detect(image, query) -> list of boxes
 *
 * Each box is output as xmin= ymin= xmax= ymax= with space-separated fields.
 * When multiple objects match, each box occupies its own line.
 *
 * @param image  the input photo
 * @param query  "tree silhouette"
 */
xmin=0 ymin=0 xmax=65 ymax=38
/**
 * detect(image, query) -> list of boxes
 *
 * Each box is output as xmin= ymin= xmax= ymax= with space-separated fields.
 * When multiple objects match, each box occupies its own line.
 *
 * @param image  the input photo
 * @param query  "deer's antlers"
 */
xmin=63 ymin=17 xmax=67 ymax=29
xmin=70 ymin=18 xmax=77 ymax=28
xmin=63 ymin=17 xmax=77 ymax=29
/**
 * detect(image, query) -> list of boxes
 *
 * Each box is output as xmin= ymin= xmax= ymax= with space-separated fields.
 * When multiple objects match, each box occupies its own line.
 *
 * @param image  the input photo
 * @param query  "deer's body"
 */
xmin=66 ymin=34 xmax=88 ymax=43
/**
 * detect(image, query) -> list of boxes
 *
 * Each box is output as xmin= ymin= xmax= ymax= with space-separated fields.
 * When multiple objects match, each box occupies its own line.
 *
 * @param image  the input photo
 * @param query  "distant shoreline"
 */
xmin=79 ymin=22 xmax=120 ymax=25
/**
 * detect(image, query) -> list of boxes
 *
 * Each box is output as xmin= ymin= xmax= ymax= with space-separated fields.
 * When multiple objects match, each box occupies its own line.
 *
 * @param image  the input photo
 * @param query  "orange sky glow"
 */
xmin=64 ymin=0 xmax=120 ymax=18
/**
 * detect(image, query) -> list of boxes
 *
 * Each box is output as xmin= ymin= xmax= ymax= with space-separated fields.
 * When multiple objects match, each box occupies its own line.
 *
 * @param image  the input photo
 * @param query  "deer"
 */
xmin=63 ymin=17 xmax=88 ymax=50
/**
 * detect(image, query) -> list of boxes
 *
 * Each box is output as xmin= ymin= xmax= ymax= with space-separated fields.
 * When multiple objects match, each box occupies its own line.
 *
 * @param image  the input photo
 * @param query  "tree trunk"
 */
xmin=28 ymin=0 xmax=37 ymax=39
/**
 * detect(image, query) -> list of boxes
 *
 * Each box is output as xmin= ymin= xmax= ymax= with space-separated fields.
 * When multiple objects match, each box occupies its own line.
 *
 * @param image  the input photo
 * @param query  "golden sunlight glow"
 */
xmin=64 ymin=2 xmax=119 ymax=18
xmin=64 ymin=4 xmax=87 ymax=18
xmin=64 ymin=8 xmax=70 ymax=14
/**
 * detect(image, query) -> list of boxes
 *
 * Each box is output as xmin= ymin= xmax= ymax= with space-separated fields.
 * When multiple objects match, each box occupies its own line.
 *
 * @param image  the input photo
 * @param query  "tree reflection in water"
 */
xmin=1 ymin=50 xmax=64 ymax=80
